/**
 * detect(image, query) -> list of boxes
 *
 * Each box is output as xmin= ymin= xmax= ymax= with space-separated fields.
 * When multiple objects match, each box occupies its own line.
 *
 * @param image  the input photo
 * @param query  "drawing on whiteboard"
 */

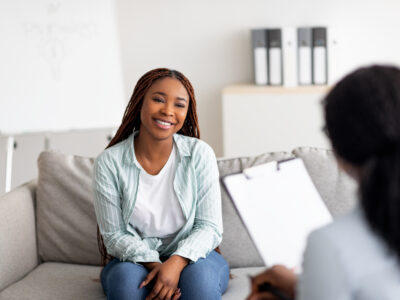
xmin=47 ymin=0 xmax=61 ymax=15
xmin=23 ymin=0 xmax=98 ymax=80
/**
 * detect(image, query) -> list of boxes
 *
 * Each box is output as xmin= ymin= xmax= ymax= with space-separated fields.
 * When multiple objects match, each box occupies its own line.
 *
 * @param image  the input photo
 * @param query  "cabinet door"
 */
xmin=222 ymin=89 xmax=330 ymax=157
xmin=47 ymin=128 xmax=116 ymax=158
xmin=11 ymin=133 xmax=46 ymax=189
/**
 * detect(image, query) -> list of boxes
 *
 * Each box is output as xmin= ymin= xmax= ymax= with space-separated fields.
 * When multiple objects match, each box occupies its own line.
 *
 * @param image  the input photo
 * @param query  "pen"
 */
xmin=248 ymin=275 xmax=293 ymax=300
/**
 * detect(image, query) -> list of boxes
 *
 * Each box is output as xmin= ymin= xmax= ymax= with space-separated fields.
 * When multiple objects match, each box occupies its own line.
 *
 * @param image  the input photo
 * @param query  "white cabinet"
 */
xmin=222 ymin=85 xmax=331 ymax=157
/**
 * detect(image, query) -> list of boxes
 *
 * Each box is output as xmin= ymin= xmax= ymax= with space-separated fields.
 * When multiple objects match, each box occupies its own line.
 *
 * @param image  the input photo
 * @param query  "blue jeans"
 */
xmin=101 ymin=251 xmax=229 ymax=300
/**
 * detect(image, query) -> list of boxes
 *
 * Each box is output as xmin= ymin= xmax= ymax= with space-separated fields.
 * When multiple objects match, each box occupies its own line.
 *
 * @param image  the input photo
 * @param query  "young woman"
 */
xmin=247 ymin=65 xmax=400 ymax=300
xmin=93 ymin=68 xmax=229 ymax=300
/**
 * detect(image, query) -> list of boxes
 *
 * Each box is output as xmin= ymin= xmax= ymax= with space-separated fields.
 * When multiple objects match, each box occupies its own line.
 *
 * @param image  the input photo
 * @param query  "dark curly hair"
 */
xmin=324 ymin=65 xmax=400 ymax=259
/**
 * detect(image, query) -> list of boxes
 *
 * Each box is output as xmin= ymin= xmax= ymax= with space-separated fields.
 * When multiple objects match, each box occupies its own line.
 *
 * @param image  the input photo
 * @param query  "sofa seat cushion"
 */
xmin=0 ymin=263 xmax=104 ymax=300
xmin=223 ymin=267 xmax=265 ymax=300
xmin=0 ymin=263 xmax=263 ymax=300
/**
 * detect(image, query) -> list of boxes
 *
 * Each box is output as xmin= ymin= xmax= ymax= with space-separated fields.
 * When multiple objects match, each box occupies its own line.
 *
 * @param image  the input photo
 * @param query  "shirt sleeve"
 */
xmin=297 ymin=229 xmax=352 ymax=300
xmin=172 ymin=142 xmax=223 ymax=262
xmin=93 ymin=155 xmax=161 ymax=263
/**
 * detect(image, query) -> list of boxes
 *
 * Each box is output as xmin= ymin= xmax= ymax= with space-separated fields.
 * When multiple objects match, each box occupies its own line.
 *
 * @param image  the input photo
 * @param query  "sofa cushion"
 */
xmin=292 ymin=147 xmax=357 ymax=217
xmin=0 ymin=262 xmax=263 ymax=300
xmin=224 ymin=267 xmax=265 ymax=300
xmin=36 ymin=151 xmax=101 ymax=265
xmin=0 ymin=263 xmax=104 ymax=300
xmin=218 ymin=151 xmax=294 ymax=269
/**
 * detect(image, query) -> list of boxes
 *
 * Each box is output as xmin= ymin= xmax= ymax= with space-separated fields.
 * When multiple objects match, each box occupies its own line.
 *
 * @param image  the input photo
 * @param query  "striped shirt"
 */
xmin=92 ymin=132 xmax=223 ymax=263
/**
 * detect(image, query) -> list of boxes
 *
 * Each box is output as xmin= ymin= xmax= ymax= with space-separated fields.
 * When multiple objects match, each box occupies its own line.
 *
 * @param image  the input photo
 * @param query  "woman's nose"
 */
xmin=160 ymin=103 xmax=174 ymax=116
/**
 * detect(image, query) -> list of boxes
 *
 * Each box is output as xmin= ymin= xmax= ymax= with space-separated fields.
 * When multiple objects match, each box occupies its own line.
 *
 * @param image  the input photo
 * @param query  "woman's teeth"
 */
xmin=156 ymin=120 xmax=172 ymax=126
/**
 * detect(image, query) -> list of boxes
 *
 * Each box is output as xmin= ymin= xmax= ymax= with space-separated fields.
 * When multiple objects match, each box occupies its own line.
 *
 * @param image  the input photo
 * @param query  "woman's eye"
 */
xmin=175 ymin=103 xmax=186 ymax=108
xmin=153 ymin=98 xmax=164 ymax=103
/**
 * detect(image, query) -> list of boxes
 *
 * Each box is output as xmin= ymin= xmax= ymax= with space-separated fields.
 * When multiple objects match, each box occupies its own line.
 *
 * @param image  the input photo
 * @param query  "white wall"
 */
xmin=2 ymin=0 xmax=400 ymax=156
xmin=115 ymin=0 xmax=400 ymax=156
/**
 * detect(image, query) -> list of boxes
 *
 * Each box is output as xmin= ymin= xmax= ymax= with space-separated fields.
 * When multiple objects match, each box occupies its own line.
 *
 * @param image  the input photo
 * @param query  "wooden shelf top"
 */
xmin=222 ymin=84 xmax=331 ymax=95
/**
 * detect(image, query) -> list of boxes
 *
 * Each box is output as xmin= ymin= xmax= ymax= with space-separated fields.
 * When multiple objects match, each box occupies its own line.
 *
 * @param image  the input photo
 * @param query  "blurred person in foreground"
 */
xmin=247 ymin=65 xmax=400 ymax=300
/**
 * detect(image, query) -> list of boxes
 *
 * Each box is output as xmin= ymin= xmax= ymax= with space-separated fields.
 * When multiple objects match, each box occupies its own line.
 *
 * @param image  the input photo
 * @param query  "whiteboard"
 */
xmin=0 ymin=0 xmax=126 ymax=134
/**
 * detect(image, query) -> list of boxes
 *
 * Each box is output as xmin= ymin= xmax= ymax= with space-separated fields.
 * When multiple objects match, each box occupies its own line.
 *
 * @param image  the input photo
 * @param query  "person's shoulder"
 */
xmin=95 ymin=136 xmax=131 ymax=167
xmin=174 ymin=134 xmax=215 ymax=157
xmin=307 ymin=207 xmax=393 ymax=276
xmin=308 ymin=208 xmax=362 ymax=248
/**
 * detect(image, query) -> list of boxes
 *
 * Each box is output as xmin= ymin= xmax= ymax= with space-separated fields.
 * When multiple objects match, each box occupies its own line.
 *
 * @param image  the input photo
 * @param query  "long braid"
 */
xmin=97 ymin=68 xmax=200 ymax=266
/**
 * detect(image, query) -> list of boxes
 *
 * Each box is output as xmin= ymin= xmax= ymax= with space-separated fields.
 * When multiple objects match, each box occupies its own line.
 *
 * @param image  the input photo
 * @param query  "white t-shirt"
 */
xmin=130 ymin=143 xmax=186 ymax=245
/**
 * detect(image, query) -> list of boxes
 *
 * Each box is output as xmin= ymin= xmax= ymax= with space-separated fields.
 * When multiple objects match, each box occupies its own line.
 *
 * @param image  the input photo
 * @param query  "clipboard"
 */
xmin=221 ymin=158 xmax=332 ymax=269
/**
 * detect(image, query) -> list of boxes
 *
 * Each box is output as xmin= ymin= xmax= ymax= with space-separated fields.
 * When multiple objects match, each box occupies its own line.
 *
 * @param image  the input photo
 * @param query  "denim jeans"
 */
xmin=101 ymin=250 xmax=230 ymax=300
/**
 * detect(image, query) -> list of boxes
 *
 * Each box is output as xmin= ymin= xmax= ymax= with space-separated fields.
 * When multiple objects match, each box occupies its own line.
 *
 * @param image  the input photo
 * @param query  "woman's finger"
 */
xmin=247 ymin=291 xmax=279 ymax=300
xmin=165 ymin=287 xmax=175 ymax=300
xmin=172 ymin=290 xmax=181 ymax=300
xmin=140 ymin=268 xmax=158 ymax=288
xmin=145 ymin=282 xmax=162 ymax=300
xmin=251 ymin=271 xmax=276 ymax=288
xmin=156 ymin=286 xmax=170 ymax=300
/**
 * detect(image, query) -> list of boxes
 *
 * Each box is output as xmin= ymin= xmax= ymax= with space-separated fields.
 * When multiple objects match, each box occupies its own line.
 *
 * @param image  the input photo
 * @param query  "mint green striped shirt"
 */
xmin=93 ymin=133 xmax=223 ymax=263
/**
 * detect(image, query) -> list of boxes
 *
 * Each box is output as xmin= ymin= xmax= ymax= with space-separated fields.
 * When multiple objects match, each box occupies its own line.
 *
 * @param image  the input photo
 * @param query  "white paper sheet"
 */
xmin=223 ymin=158 xmax=332 ymax=269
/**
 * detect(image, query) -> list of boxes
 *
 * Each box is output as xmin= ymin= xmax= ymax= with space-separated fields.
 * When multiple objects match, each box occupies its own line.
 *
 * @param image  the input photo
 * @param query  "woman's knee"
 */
xmin=178 ymin=252 xmax=229 ymax=299
xmin=103 ymin=261 xmax=149 ymax=300
xmin=179 ymin=271 xmax=222 ymax=300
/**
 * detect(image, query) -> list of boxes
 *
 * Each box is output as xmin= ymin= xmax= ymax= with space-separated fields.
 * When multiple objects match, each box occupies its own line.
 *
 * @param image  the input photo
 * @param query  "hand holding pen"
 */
xmin=246 ymin=265 xmax=297 ymax=300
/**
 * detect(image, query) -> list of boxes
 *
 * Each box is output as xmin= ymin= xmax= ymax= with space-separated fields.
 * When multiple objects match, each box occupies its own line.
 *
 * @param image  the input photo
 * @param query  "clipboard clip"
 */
xmin=276 ymin=157 xmax=297 ymax=171
xmin=243 ymin=157 xmax=297 ymax=179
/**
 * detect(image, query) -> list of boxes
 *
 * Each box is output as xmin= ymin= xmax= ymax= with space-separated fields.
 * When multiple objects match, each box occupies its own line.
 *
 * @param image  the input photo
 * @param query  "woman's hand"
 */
xmin=142 ymin=262 xmax=162 ymax=272
xmin=246 ymin=265 xmax=297 ymax=300
xmin=140 ymin=255 xmax=189 ymax=300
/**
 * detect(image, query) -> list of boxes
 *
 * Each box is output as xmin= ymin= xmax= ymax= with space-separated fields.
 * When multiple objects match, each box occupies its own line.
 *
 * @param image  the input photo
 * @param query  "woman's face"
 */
xmin=139 ymin=77 xmax=189 ymax=142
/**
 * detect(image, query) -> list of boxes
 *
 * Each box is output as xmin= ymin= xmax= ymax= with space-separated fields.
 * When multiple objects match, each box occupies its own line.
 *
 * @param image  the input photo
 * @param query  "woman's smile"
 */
xmin=153 ymin=118 xmax=176 ymax=130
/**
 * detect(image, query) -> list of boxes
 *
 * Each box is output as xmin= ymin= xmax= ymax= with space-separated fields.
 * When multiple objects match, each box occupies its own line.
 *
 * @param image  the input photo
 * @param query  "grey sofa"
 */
xmin=0 ymin=147 xmax=357 ymax=300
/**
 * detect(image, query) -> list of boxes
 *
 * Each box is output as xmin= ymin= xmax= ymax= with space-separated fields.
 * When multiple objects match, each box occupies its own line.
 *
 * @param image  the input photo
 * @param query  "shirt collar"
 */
xmin=172 ymin=133 xmax=191 ymax=158
xmin=123 ymin=131 xmax=191 ymax=167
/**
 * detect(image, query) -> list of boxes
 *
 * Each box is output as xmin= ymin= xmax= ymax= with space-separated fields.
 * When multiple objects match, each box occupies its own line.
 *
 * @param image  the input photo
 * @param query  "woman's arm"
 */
xmin=93 ymin=155 xmax=161 ymax=263
xmin=172 ymin=142 xmax=223 ymax=262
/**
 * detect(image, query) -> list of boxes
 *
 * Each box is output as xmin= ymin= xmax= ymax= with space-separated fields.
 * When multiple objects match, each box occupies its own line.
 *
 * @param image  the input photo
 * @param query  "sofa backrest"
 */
xmin=35 ymin=147 xmax=357 ymax=268
xmin=293 ymin=147 xmax=357 ymax=217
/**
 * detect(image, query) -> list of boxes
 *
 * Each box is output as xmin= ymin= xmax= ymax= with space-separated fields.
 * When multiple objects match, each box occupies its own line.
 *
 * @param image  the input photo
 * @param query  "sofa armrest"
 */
xmin=0 ymin=180 xmax=39 ymax=291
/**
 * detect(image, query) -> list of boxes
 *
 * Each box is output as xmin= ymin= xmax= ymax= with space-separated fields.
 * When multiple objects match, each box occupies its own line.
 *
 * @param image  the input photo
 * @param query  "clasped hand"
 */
xmin=140 ymin=255 xmax=189 ymax=300
xmin=246 ymin=265 xmax=297 ymax=300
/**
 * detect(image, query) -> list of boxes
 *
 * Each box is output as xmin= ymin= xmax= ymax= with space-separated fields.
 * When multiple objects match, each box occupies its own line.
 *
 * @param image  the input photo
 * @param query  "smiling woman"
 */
xmin=93 ymin=68 xmax=229 ymax=300
xmin=139 ymin=77 xmax=190 ymax=150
